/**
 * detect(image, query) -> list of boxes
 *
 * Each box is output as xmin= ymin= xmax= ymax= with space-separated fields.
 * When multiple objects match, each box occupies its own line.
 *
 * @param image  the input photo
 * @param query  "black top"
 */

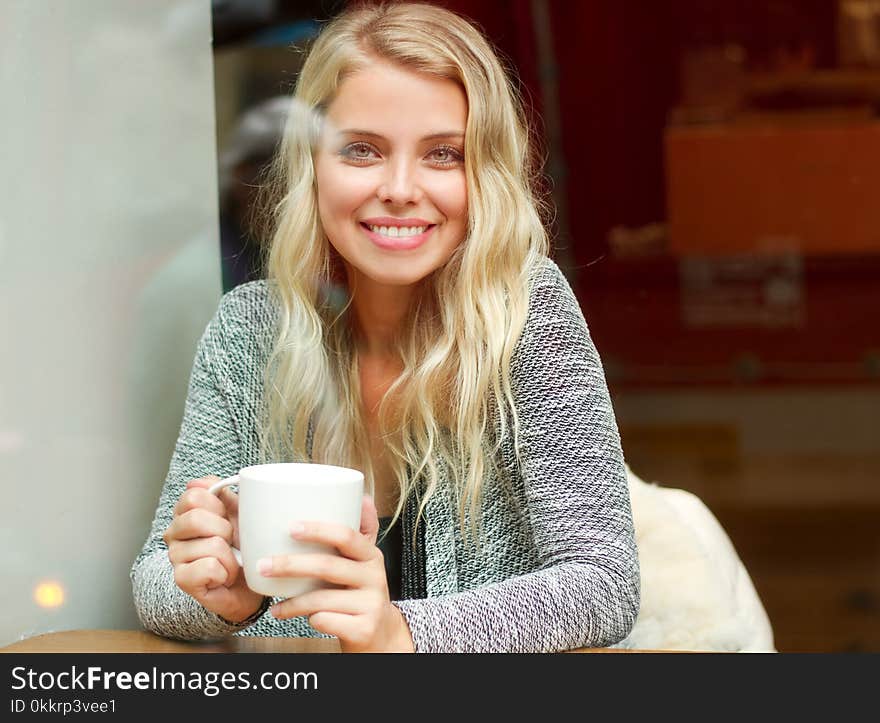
xmin=375 ymin=492 xmax=427 ymax=602
xmin=377 ymin=516 xmax=402 ymax=600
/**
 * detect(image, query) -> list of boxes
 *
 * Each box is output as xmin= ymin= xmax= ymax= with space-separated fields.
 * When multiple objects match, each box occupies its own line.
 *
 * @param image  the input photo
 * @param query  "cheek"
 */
xmin=430 ymin=174 xmax=468 ymax=226
xmin=315 ymin=163 xmax=373 ymax=225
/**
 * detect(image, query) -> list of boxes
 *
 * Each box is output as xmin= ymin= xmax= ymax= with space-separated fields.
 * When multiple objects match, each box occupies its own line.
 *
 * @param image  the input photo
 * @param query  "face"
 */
xmin=314 ymin=59 xmax=468 ymax=291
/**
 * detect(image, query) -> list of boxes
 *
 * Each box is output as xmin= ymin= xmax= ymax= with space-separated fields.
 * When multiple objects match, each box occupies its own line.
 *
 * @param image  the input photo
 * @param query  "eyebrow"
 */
xmin=338 ymin=128 xmax=465 ymax=141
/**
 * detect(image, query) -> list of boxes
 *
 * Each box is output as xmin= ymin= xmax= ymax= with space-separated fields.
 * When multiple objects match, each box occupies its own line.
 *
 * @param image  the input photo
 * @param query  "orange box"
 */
xmin=664 ymin=119 xmax=880 ymax=256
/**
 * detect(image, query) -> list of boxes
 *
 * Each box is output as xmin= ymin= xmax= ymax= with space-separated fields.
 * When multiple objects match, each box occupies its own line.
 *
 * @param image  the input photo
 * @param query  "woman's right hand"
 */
xmin=163 ymin=476 xmax=266 ymax=623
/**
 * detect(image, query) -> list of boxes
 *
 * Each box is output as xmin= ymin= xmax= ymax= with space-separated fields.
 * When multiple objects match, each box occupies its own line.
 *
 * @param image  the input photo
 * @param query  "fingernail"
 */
xmin=269 ymin=605 xmax=281 ymax=618
xmin=290 ymin=522 xmax=305 ymax=536
xmin=257 ymin=558 xmax=272 ymax=575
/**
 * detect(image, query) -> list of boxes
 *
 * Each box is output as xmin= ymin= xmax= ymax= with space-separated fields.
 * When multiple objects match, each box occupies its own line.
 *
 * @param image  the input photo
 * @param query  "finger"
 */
xmin=186 ymin=476 xmax=221 ymax=490
xmin=360 ymin=494 xmax=379 ymax=546
xmin=174 ymin=557 xmax=229 ymax=596
xmin=270 ymin=589 xmax=371 ymax=620
xmin=259 ymin=553 xmax=375 ymax=589
xmin=217 ymin=488 xmax=241 ymax=549
xmin=290 ymin=521 xmax=376 ymax=562
xmin=165 ymin=508 xmax=233 ymax=544
xmin=173 ymin=487 xmax=227 ymax=518
xmin=218 ymin=487 xmax=239 ymax=517
xmin=167 ymin=536 xmax=241 ymax=585
xmin=307 ymin=612 xmax=365 ymax=644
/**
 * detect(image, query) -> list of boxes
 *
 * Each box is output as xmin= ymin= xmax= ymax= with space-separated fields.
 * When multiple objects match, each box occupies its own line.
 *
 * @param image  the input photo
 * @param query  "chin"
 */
xmin=361 ymin=265 xmax=434 ymax=287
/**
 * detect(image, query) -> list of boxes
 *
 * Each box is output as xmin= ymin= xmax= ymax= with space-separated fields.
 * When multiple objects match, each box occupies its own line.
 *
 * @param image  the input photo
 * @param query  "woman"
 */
xmin=131 ymin=1 xmax=639 ymax=653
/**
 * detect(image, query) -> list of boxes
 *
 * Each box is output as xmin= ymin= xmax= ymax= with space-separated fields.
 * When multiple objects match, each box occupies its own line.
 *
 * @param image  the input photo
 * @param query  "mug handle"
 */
xmin=208 ymin=474 xmax=243 ymax=566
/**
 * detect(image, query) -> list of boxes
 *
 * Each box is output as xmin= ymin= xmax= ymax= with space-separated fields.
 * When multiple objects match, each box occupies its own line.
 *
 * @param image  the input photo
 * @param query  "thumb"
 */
xmin=360 ymin=493 xmax=379 ymax=546
xmin=186 ymin=475 xmax=220 ymax=490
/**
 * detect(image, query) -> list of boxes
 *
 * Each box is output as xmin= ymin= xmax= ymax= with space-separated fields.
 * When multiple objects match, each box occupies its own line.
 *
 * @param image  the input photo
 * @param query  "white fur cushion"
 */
xmin=615 ymin=466 xmax=776 ymax=652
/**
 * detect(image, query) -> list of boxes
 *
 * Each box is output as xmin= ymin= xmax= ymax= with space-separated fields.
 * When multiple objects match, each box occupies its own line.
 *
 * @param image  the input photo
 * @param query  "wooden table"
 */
xmin=0 ymin=631 xmax=339 ymax=653
xmin=0 ymin=630 xmax=656 ymax=653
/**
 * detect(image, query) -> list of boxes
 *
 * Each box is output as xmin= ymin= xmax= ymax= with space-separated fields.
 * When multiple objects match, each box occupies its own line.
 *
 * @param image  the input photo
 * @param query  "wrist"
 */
xmin=390 ymin=604 xmax=415 ymax=652
xmin=219 ymin=595 xmax=270 ymax=626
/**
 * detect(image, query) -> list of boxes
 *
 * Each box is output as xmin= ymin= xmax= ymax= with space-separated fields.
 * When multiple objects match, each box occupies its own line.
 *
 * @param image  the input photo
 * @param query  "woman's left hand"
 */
xmin=261 ymin=494 xmax=415 ymax=653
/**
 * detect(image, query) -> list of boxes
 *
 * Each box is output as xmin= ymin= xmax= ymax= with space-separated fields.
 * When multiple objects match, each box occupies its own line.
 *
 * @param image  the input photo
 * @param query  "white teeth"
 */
xmin=367 ymin=224 xmax=427 ymax=237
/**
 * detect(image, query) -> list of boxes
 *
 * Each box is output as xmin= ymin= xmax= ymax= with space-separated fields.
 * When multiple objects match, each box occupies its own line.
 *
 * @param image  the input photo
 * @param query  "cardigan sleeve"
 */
xmin=393 ymin=260 xmax=640 ymax=652
xmin=129 ymin=299 xmax=259 ymax=641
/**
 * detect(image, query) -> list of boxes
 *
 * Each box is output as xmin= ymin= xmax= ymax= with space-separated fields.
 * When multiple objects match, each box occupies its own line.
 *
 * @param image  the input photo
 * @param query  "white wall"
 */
xmin=0 ymin=0 xmax=221 ymax=645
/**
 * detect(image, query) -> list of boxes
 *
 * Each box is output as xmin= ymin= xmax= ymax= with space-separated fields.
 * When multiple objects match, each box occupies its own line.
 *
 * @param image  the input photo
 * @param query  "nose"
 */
xmin=377 ymin=158 xmax=423 ymax=205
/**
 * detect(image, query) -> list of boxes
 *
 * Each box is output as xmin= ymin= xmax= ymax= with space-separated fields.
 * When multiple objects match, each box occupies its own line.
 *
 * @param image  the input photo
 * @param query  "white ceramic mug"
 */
xmin=208 ymin=463 xmax=364 ymax=599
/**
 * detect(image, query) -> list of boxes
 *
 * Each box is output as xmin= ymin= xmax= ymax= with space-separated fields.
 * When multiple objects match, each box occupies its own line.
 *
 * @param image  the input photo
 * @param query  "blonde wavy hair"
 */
xmin=259 ymin=1 xmax=550 ymax=541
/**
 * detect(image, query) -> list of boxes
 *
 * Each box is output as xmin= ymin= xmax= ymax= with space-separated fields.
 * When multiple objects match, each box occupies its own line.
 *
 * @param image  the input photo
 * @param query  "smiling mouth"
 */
xmin=360 ymin=222 xmax=436 ymax=238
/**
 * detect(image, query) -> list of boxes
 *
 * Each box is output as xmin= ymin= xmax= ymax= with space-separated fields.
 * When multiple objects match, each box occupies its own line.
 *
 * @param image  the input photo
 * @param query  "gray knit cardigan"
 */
xmin=130 ymin=257 xmax=640 ymax=652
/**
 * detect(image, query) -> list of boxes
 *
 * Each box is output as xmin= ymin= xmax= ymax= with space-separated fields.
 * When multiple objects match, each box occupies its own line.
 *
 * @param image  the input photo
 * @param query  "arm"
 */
xmin=394 ymin=261 xmax=640 ymax=652
xmin=130 ymin=305 xmax=256 ymax=641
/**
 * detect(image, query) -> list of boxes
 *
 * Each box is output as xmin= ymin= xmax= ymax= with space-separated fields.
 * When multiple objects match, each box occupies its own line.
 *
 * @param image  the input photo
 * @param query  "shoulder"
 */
xmin=215 ymin=280 xmax=278 ymax=328
xmin=522 ymin=256 xmax=585 ymax=330
xmin=200 ymin=280 xmax=279 ymax=364
xmin=214 ymin=280 xmax=279 ymax=334
xmin=527 ymin=255 xmax=568 ymax=289
xmin=510 ymin=256 xmax=599 ymax=380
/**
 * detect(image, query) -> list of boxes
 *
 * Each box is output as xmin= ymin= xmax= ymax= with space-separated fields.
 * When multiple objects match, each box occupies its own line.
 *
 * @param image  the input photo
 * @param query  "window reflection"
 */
xmin=213 ymin=0 xmax=879 ymax=652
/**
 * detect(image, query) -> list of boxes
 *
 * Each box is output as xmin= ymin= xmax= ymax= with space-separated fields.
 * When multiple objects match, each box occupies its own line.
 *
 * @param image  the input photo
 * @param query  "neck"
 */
xmin=347 ymin=275 xmax=415 ymax=358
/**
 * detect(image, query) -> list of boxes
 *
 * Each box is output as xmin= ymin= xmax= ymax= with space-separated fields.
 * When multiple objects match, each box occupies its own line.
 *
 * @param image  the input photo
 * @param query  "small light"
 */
xmin=34 ymin=581 xmax=65 ymax=609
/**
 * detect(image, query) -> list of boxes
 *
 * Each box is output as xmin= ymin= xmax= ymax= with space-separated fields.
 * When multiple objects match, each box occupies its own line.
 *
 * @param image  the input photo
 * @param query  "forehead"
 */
xmin=324 ymin=60 xmax=467 ymax=136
